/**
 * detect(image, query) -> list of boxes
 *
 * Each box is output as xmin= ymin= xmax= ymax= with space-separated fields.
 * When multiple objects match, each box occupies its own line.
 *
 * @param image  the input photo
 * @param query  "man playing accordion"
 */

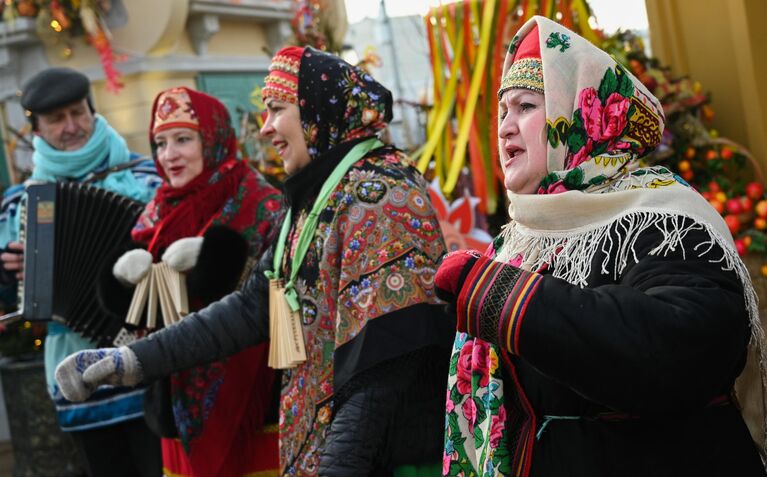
xmin=0 ymin=67 xmax=162 ymax=477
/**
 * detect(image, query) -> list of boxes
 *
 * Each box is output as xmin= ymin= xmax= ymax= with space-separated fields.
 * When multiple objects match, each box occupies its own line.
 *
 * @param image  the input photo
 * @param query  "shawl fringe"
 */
xmin=498 ymin=209 xmax=767 ymax=456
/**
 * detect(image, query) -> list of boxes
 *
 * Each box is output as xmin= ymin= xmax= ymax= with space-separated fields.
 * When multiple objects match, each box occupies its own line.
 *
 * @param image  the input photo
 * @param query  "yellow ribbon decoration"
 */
xmin=524 ymin=0 xmax=538 ymax=21
xmin=422 ymin=8 xmax=444 ymax=176
xmin=416 ymin=9 xmax=466 ymax=176
xmin=442 ymin=0 xmax=497 ymax=195
xmin=572 ymin=0 xmax=600 ymax=45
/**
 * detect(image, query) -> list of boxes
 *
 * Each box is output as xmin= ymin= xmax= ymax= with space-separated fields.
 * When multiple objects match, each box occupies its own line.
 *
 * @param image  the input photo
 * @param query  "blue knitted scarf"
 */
xmin=31 ymin=114 xmax=152 ymax=202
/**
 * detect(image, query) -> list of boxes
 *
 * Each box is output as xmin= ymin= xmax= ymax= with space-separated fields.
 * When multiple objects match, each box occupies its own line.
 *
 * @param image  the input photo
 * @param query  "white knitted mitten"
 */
xmin=54 ymin=346 xmax=143 ymax=402
xmin=113 ymin=249 xmax=153 ymax=286
xmin=161 ymin=237 xmax=204 ymax=272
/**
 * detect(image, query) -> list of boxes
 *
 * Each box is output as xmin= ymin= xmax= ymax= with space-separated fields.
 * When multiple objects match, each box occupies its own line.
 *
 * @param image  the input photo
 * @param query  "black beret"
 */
xmin=20 ymin=67 xmax=91 ymax=114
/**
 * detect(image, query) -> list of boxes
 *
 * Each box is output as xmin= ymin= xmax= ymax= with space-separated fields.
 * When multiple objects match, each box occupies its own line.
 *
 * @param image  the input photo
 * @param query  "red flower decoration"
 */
xmin=428 ymin=179 xmax=492 ymax=253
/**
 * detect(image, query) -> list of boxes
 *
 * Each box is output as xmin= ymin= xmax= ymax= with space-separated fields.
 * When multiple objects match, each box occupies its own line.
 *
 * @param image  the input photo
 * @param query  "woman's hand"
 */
xmin=435 ymin=250 xmax=482 ymax=332
xmin=113 ymin=249 xmax=153 ymax=286
xmin=54 ymin=346 xmax=144 ymax=402
xmin=439 ymin=251 xmax=541 ymax=352
xmin=162 ymin=237 xmax=204 ymax=272
xmin=434 ymin=250 xmax=482 ymax=303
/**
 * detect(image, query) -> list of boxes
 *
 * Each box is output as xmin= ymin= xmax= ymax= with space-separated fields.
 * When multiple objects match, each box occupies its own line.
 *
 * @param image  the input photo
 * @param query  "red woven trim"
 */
xmin=499 ymin=348 xmax=536 ymax=477
xmin=500 ymin=271 xmax=542 ymax=355
xmin=457 ymin=256 xmax=503 ymax=335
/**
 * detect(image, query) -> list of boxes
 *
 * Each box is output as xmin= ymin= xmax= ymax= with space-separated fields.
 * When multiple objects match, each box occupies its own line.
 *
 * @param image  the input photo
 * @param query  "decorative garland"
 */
xmin=2 ymin=0 xmax=123 ymax=93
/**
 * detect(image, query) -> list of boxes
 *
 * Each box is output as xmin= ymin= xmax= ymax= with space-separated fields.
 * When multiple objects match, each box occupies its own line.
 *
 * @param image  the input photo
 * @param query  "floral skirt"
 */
xmin=444 ymin=333 xmax=530 ymax=477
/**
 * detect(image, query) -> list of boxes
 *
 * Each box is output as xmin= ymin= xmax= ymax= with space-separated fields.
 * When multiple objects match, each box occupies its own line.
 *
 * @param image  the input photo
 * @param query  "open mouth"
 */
xmin=506 ymin=146 xmax=524 ymax=159
xmin=504 ymin=146 xmax=525 ymax=167
xmin=273 ymin=140 xmax=287 ymax=154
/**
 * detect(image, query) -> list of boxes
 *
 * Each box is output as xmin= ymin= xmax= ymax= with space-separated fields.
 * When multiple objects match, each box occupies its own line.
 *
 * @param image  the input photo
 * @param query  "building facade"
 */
xmin=0 ymin=0 xmax=303 ymax=182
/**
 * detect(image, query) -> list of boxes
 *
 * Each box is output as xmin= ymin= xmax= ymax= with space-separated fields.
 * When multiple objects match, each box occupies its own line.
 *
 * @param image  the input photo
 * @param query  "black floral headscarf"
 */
xmin=297 ymin=47 xmax=393 ymax=161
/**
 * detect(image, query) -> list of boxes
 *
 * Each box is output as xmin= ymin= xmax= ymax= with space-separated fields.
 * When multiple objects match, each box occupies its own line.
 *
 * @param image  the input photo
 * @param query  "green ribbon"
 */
xmin=265 ymin=138 xmax=383 ymax=311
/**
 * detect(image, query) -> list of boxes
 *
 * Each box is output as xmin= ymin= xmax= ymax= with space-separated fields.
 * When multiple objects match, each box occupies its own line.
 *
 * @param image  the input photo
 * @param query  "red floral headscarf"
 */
xmin=131 ymin=86 xmax=278 ymax=257
xmin=132 ymin=87 xmax=283 ymax=476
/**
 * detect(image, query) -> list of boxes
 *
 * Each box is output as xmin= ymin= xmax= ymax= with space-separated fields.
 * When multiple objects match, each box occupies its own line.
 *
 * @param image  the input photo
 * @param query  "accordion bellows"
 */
xmin=18 ymin=182 xmax=144 ymax=345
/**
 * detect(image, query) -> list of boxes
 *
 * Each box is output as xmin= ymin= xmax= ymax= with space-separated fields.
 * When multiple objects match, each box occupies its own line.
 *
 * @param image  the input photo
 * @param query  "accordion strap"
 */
xmin=83 ymin=157 xmax=149 ymax=184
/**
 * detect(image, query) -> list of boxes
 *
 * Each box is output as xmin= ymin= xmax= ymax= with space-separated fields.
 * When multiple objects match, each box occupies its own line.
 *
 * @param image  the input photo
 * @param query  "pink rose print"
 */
xmin=456 ymin=340 xmax=474 ymax=394
xmin=538 ymin=180 xmax=568 ymax=195
xmin=600 ymin=93 xmax=631 ymax=141
xmin=579 ymin=87 xmax=602 ymax=142
xmin=567 ymin=139 xmax=593 ymax=169
xmin=446 ymin=389 xmax=455 ymax=413
xmin=490 ymin=404 xmax=507 ymax=447
xmin=611 ymin=140 xmax=632 ymax=151
xmin=443 ymin=451 xmax=458 ymax=475
xmin=462 ymin=397 xmax=477 ymax=432
xmin=471 ymin=339 xmax=490 ymax=388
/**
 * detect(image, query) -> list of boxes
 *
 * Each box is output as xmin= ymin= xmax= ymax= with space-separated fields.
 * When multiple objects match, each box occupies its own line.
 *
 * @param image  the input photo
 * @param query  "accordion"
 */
xmin=0 ymin=182 xmax=145 ymax=346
